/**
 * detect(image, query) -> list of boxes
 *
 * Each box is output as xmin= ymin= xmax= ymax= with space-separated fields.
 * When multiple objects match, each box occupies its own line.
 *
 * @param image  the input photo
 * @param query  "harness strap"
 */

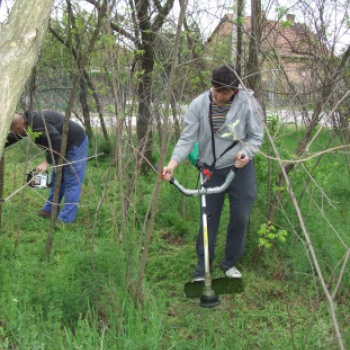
xmin=208 ymin=91 xmax=239 ymax=169
xmin=208 ymin=92 xmax=217 ymax=168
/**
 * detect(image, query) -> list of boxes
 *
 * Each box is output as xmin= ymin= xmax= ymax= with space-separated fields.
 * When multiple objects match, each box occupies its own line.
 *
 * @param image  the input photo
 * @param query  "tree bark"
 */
xmin=0 ymin=0 xmax=55 ymax=158
xmin=0 ymin=155 xmax=4 ymax=229
xmin=79 ymin=76 xmax=93 ymax=138
xmin=136 ymin=40 xmax=155 ymax=174
xmin=246 ymin=0 xmax=262 ymax=95
xmin=84 ymin=71 xmax=110 ymax=144
xmin=106 ymin=4 xmax=127 ymax=239
xmin=235 ymin=0 xmax=244 ymax=73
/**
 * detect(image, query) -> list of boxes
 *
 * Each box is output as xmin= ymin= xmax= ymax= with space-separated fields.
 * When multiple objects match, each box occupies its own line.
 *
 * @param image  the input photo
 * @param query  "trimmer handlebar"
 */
xmin=154 ymin=164 xmax=236 ymax=197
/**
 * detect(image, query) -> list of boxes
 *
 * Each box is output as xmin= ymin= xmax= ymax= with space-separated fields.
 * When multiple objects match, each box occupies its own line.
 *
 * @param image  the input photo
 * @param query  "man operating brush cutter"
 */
xmin=162 ymin=65 xmax=264 ymax=299
xmin=6 ymin=111 xmax=88 ymax=223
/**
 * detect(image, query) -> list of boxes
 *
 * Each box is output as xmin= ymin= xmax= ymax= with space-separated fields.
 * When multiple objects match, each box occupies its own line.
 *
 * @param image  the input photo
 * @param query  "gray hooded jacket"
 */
xmin=171 ymin=87 xmax=264 ymax=169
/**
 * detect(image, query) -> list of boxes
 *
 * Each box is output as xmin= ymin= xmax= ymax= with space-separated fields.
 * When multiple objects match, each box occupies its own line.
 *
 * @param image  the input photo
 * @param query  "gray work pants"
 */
xmin=193 ymin=161 xmax=257 ymax=278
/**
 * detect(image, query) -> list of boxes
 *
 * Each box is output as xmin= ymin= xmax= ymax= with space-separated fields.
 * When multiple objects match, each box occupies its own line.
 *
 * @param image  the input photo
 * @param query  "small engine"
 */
xmin=26 ymin=170 xmax=52 ymax=189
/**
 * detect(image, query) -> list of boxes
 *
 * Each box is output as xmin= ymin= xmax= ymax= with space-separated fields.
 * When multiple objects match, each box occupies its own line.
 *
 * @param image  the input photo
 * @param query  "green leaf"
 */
xmin=221 ymin=133 xmax=236 ymax=138
xmin=27 ymin=126 xmax=42 ymax=141
xmin=259 ymin=238 xmax=272 ymax=248
xmin=281 ymin=20 xmax=292 ymax=28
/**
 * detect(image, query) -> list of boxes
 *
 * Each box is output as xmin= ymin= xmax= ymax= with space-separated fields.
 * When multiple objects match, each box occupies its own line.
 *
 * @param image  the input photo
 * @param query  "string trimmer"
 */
xmin=155 ymin=163 xmax=245 ymax=308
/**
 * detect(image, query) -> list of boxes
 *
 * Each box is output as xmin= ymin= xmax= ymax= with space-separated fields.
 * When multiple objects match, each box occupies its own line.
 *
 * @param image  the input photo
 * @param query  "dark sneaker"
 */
xmin=37 ymin=210 xmax=52 ymax=219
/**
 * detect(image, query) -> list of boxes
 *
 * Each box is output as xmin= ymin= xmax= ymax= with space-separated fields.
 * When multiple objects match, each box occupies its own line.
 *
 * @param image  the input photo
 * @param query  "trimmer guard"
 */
xmin=185 ymin=277 xmax=245 ymax=298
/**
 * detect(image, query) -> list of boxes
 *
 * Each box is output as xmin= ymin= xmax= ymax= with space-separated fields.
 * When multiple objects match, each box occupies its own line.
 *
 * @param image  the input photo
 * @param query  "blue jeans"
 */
xmin=193 ymin=161 xmax=257 ymax=278
xmin=42 ymin=136 xmax=88 ymax=223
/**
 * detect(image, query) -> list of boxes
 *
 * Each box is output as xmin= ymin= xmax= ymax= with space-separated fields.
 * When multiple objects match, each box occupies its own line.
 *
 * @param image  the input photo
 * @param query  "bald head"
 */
xmin=10 ymin=113 xmax=27 ymax=136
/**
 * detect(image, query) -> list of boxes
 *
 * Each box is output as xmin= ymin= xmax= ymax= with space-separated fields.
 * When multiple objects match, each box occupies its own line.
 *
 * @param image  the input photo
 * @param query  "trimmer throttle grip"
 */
xmin=232 ymin=153 xmax=247 ymax=172
xmin=154 ymin=164 xmax=174 ymax=184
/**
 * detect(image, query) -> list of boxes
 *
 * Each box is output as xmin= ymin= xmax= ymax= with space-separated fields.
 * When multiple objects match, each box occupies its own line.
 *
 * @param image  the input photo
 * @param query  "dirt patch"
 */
xmin=161 ymin=231 xmax=186 ymax=247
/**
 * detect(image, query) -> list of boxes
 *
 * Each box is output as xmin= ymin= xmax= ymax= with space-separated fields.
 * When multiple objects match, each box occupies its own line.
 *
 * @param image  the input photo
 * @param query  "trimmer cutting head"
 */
xmin=199 ymin=294 xmax=220 ymax=308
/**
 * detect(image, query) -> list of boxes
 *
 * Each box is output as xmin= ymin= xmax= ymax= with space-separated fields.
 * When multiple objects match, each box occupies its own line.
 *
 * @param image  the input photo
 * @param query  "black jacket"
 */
xmin=6 ymin=111 xmax=87 ymax=164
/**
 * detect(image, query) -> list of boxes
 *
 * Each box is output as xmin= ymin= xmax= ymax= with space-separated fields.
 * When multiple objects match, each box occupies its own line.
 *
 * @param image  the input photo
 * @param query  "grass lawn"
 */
xmin=0 ymin=128 xmax=349 ymax=349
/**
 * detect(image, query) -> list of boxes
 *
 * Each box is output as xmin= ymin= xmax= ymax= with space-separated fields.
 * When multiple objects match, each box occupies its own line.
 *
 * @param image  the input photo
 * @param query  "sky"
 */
xmin=0 ymin=0 xmax=293 ymax=29
xmin=1 ymin=0 xmax=349 ymax=53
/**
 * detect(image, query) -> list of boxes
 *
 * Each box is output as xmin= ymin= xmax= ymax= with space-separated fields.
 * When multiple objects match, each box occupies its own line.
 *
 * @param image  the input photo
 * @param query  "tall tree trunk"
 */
xmin=79 ymin=76 xmax=93 ymax=138
xmin=137 ymin=47 xmax=155 ymax=174
xmin=134 ymin=0 xmax=155 ymax=174
xmin=0 ymin=0 xmax=54 ymax=158
xmin=106 ymin=5 xmax=126 ymax=240
xmin=0 ymin=155 xmax=4 ymax=229
xmin=235 ymin=0 xmax=244 ymax=73
xmin=84 ymin=71 xmax=110 ymax=144
xmin=246 ymin=0 xmax=262 ymax=95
